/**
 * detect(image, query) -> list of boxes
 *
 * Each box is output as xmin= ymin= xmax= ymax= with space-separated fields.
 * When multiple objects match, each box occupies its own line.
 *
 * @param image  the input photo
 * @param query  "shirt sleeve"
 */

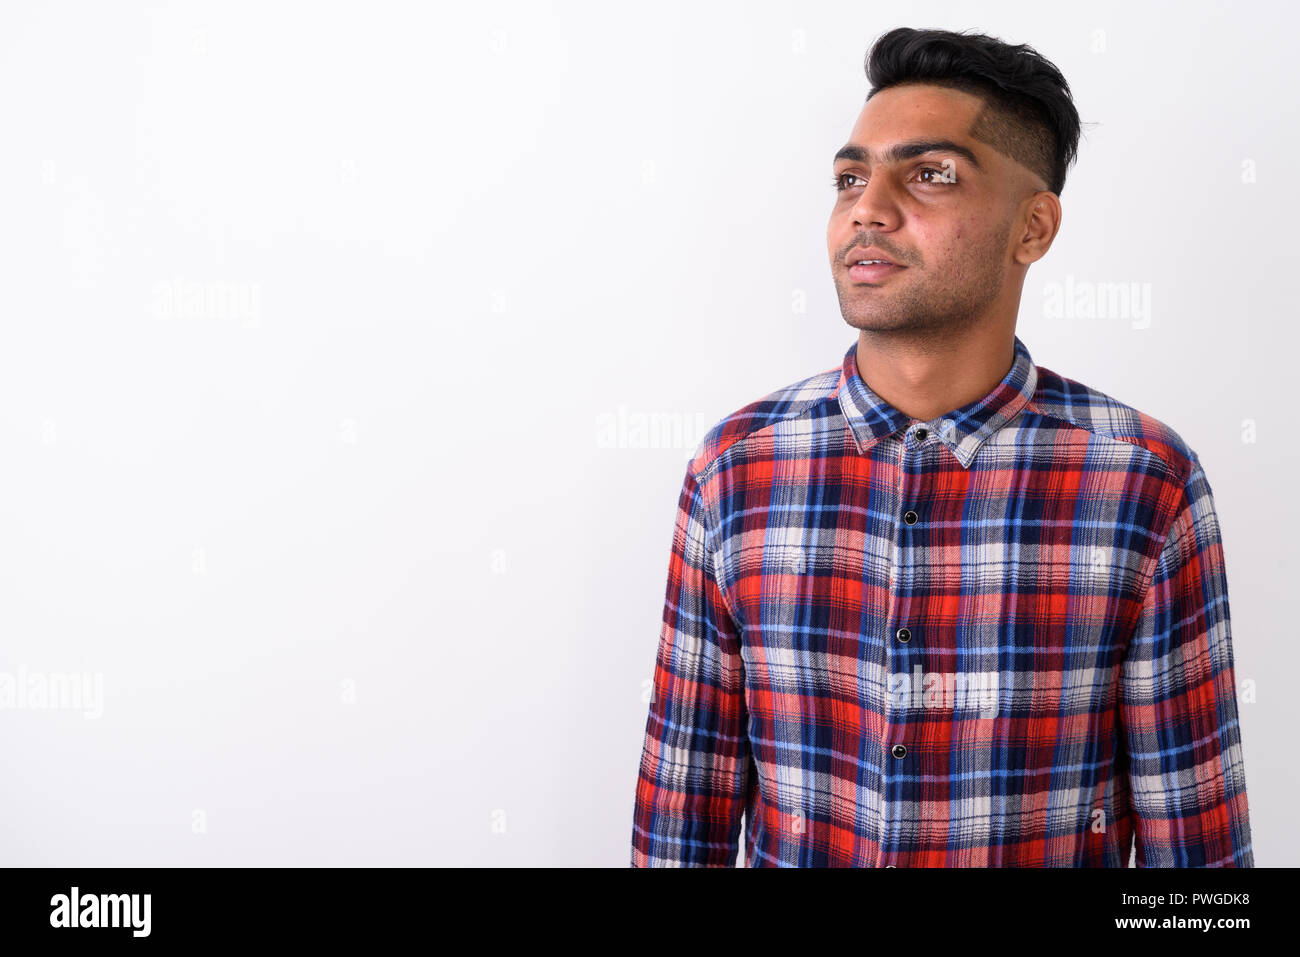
xmin=1119 ymin=454 xmax=1254 ymax=866
xmin=631 ymin=459 xmax=752 ymax=867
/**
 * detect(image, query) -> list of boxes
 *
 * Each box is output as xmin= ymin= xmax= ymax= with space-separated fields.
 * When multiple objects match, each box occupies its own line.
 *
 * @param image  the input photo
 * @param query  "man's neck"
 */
xmin=853 ymin=325 xmax=1017 ymax=423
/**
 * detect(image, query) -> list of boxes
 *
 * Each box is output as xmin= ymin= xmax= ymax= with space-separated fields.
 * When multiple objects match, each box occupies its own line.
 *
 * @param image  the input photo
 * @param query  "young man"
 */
xmin=631 ymin=27 xmax=1253 ymax=867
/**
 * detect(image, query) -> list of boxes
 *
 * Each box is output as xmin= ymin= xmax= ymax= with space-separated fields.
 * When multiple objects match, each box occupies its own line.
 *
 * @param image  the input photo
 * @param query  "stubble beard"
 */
xmin=834 ymin=226 xmax=1011 ymax=340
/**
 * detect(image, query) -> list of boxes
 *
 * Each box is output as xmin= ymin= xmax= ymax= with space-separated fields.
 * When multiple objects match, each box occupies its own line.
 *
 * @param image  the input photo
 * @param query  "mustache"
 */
xmin=843 ymin=241 xmax=911 ymax=266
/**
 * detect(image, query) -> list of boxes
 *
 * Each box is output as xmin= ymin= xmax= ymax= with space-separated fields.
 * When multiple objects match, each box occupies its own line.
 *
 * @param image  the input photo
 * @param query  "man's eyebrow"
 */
xmin=833 ymin=139 xmax=982 ymax=171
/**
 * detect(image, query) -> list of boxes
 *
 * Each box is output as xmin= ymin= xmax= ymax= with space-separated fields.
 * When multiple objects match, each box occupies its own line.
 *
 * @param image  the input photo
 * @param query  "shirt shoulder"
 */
xmin=687 ymin=361 xmax=842 ymax=482
xmin=1028 ymin=362 xmax=1201 ymax=487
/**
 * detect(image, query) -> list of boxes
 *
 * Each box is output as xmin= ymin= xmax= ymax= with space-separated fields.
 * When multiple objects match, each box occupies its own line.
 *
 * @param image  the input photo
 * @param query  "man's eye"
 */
xmin=833 ymin=168 xmax=951 ymax=191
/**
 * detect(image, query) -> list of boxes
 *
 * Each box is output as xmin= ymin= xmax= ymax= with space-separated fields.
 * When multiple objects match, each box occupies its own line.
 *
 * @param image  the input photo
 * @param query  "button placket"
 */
xmin=883 ymin=428 xmax=925 ymax=865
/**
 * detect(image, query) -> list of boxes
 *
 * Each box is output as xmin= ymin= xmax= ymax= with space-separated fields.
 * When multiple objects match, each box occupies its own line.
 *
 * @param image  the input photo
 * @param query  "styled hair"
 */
xmin=864 ymin=27 xmax=1082 ymax=196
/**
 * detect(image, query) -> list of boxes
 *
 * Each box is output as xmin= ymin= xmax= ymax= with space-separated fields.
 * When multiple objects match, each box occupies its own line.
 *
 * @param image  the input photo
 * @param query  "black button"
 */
xmin=915 ymin=428 xmax=928 ymax=441
xmin=891 ymin=744 xmax=906 ymax=758
xmin=896 ymin=627 xmax=911 ymax=643
xmin=903 ymin=509 xmax=918 ymax=525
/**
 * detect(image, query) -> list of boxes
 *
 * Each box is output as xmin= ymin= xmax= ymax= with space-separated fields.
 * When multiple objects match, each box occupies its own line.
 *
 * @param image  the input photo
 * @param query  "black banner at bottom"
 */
xmin=0 ymin=864 xmax=1281 ymax=943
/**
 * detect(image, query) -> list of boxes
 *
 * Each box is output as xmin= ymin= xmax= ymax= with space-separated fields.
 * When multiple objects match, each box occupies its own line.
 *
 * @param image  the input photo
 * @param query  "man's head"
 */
xmin=828 ymin=28 xmax=1081 ymax=339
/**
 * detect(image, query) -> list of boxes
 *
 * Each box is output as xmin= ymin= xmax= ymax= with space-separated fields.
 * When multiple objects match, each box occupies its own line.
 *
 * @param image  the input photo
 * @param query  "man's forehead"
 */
xmin=834 ymin=86 xmax=999 ymax=172
xmin=848 ymin=84 xmax=983 ymax=152
xmin=860 ymin=82 xmax=986 ymax=123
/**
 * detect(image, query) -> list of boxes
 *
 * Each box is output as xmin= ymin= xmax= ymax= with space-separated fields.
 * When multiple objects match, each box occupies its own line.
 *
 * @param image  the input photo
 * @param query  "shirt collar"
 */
xmin=834 ymin=334 xmax=1038 ymax=468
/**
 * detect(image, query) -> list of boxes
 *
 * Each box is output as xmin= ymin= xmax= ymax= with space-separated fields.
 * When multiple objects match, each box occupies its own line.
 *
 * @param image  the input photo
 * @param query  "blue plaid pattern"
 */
xmin=632 ymin=334 xmax=1253 ymax=867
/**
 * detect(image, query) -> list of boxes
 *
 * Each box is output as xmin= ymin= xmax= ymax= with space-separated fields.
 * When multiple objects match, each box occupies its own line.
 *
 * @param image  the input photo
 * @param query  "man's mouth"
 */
xmin=847 ymin=260 xmax=905 ymax=281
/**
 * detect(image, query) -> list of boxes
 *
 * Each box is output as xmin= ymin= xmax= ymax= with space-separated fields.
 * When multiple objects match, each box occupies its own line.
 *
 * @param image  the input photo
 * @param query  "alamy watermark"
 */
xmin=151 ymin=278 xmax=261 ymax=327
xmin=596 ymin=406 xmax=711 ymax=457
xmin=0 ymin=666 xmax=103 ymax=719
xmin=1043 ymin=274 xmax=1152 ymax=329
xmin=888 ymin=666 xmax=1000 ymax=717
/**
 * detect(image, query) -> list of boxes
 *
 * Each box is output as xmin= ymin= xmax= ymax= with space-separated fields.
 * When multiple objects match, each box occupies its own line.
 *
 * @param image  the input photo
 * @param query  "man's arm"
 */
xmin=631 ymin=460 xmax=751 ymax=867
xmin=1119 ymin=454 xmax=1253 ymax=866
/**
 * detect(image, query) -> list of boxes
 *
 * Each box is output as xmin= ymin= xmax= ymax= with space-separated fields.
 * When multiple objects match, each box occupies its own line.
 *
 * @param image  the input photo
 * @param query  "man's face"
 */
xmin=827 ymin=83 xmax=1035 ymax=336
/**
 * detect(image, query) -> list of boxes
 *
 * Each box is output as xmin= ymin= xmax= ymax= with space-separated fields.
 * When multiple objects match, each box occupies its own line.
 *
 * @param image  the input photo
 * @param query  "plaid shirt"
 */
xmin=631 ymin=334 xmax=1253 ymax=867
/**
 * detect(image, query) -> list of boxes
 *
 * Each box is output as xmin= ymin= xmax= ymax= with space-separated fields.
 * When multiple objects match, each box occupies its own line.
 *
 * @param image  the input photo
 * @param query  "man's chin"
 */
xmin=838 ymin=311 xmax=914 ymax=332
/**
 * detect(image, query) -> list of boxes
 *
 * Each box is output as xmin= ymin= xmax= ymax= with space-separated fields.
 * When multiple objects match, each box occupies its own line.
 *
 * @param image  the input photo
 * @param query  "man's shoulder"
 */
xmin=1029 ymin=361 xmax=1202 ymax=486
xmin=686 ymin=360 xmax=843 ymax=481
xmin=681 ymin=351 xmax=1209 ymax=494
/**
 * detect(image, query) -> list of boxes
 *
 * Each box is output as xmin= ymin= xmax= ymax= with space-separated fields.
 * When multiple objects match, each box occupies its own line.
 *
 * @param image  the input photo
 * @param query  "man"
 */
xmin=630 ymin=27 xmax=1253 ymax=867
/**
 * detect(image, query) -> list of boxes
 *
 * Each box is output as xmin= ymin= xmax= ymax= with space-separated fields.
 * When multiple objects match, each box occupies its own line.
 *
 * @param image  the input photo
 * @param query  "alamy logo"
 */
xmin=0 ymin=667 xmax=102 ymax=719
xmin=49 ymin=887 xmax=151 ymax=937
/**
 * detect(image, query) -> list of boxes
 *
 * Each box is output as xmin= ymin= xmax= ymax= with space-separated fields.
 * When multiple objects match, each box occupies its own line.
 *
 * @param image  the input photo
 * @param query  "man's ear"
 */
xmin=1013 ymin=191 xmax=1062 ymax=266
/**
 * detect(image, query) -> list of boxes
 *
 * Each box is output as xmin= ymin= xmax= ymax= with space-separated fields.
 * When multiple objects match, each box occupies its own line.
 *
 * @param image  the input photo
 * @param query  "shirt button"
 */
xmin=891 ymin=744 xmax=907 ymax=758
xmin=903 ymin=509 xmax=918 ymax=525
xmin=895 ymin=627 xmax=911 ymax=643
xmin=915 ymin=428 xmax=928 ymax=441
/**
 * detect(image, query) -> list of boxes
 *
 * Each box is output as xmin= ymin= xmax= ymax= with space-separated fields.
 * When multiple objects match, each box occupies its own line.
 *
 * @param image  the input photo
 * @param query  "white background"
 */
xmin=0 ymin=0 xmax=1294 ymax=866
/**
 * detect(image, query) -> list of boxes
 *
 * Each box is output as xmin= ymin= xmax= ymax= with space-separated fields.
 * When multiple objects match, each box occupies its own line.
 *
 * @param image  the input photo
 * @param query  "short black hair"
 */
xmin=864 ymin=27 xmax=1082 ymax=196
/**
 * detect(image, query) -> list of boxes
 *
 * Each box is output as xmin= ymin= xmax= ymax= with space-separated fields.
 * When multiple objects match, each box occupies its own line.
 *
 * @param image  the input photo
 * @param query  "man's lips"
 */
xmin=844 ymin=245 xmax=905 ymax=282
xmin=844 ymin=246 xmax=901 ymax=267
xmin=847 ymin=261 xmax=905 ymax=281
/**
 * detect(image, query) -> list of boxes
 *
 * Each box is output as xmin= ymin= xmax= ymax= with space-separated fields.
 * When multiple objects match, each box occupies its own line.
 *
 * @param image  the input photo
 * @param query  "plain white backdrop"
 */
xmin=0 ymin=0 xmax=1295 ymax=866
